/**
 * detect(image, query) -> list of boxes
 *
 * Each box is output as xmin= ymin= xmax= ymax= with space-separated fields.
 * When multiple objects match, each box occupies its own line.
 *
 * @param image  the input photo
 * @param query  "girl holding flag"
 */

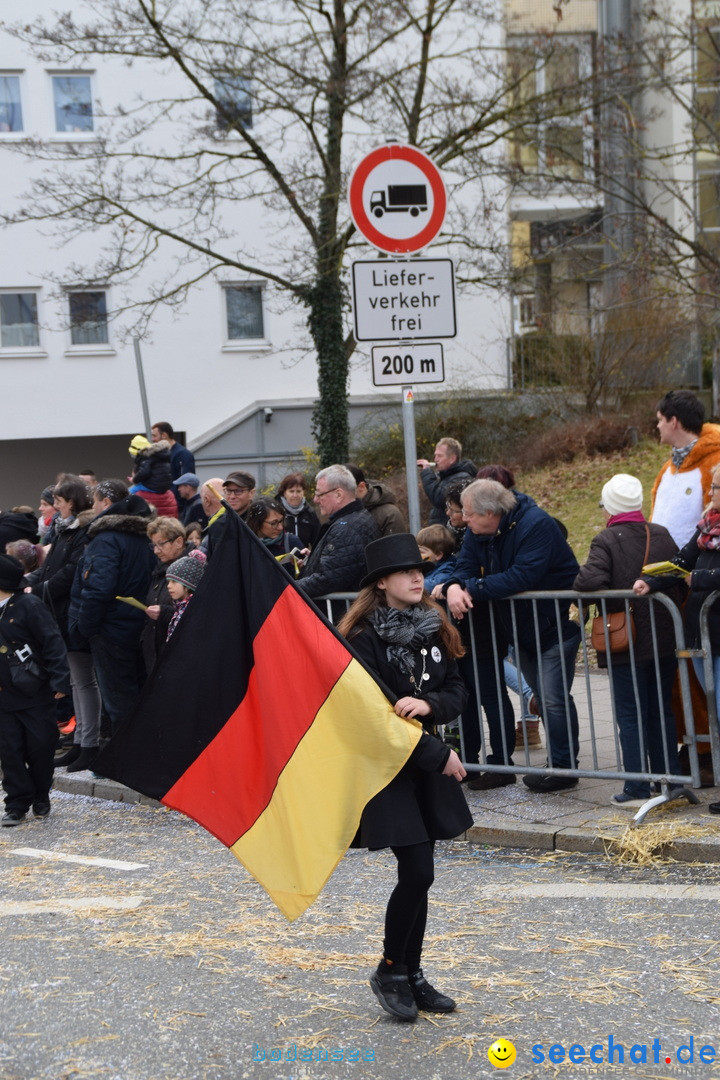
xmin=338 ymin=534 xmax=471 ymax=1023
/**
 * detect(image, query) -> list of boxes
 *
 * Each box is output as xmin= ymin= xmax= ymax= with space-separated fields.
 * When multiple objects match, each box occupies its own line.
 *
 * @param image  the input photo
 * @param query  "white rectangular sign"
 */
xmin=371 ymin=343 xmax=444 ymax=386
xmin=352 ymin=258 xmax=456 ymax=341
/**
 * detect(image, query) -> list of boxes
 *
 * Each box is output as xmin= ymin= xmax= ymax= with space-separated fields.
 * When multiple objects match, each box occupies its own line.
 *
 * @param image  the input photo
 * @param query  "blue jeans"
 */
xmin=517 ymin=623 xmax=581 ymax=770
xmin=693 ymin=655 xmax=720 ymax=727
xmin=611 ymin=658 xmax=679 ymax=797
xmin=504 ymin=649 xmax=534 ymax=715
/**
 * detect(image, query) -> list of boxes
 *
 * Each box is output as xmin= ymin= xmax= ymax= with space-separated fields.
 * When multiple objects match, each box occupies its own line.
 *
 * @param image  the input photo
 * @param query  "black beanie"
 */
xmin=0 ymin=555 xmax=25 ymax=592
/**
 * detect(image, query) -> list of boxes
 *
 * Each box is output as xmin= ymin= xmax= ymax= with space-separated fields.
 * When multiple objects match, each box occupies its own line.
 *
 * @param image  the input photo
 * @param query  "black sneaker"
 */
xmin=468 ymin=772 xmax=516 ymax=791
xmin=2 ymin=810 xmax=27 ymax=827
xmin=32 ymin=800 xmax=51 ymax=818
xmin=409 ymin=969 xmax=456 ymax=1012
xmin=523 ymin=773 xmax=578 ymax=793
xmin=369 ymin=964 xmax=418 ymax=1022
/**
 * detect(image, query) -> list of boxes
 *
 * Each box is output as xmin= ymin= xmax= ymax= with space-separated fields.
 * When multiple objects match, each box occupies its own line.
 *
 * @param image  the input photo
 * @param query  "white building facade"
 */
xmin=0 ymin=0 xmax=510 ymax=504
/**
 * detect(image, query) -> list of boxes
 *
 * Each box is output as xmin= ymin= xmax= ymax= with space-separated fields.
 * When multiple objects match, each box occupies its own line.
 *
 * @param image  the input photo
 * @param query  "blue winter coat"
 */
xmin=447 ymin=491 xmax=579 ymax=653
xmin=71 ymin=494 xmax=156 ymax=649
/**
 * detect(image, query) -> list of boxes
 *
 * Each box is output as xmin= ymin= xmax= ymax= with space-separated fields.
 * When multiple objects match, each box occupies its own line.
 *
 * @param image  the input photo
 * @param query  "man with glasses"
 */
xmin=298 ymin=465 xmax=379 ymax=616
xmin=222 ymin=471 xmax=256 ymax=522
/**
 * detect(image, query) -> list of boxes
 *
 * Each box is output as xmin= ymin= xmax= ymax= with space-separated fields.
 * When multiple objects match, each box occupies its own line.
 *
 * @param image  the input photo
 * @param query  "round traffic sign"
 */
xmin=348 ymin=144 xmax=447 ymax=254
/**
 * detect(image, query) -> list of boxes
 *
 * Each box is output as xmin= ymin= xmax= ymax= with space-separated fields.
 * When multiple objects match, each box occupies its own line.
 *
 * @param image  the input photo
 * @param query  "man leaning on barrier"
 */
xmin=443 ymin=479 xmax=582 ymax=793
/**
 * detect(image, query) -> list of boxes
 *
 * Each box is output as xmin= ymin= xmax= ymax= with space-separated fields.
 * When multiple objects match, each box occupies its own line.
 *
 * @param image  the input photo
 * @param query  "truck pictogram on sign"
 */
xmin=370 ymin=184 xmax=428 ymax=218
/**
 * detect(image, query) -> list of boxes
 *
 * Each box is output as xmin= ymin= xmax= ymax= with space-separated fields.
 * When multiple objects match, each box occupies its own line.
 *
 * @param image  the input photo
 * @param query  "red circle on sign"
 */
xmin=348 ymin=144 xmax=447 ymax=254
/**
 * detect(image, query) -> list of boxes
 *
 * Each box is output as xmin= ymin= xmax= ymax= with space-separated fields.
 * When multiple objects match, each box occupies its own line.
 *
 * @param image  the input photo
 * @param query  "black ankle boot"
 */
xmin=65 ymin=747 xmax=99 ymax=773
xmin=369 ymin=961 xmax=418 ymax=1022
xmin=409 ymin=968 xmax=456 ymax=1012
xmin=55 ymin=745 xmax=81 ymax=767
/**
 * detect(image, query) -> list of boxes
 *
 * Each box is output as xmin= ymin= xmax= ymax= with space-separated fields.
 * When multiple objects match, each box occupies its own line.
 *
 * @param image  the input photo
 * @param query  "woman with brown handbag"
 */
xmin=575 ymin=474 xmax=683 ymax=807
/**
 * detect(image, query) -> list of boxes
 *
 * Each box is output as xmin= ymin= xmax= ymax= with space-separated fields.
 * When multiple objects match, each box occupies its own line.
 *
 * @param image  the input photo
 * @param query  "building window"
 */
xmin=0 ymin=75 xmax=23 ymax=133
xmin=0 ymin=292 xmax=39 ymax=347
xmin=696 ymin=24 xmax=720 ymax=147
xmin=69 ymin=291 xmax=108 ymax=344
xmin=225 ymin=285 xmax=264 ymax=339
xmin=214 ymin=75 xmax=252 ymax=130
xmin=506 ymin=36 xmax=594 ymax=182
xmin=53 ymin=75 xmax=93 ymax=133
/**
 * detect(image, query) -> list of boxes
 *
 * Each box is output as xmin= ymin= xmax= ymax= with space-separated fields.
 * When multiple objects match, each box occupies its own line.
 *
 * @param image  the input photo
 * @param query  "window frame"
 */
xmin=65 ymin=288 xmax=114 ymax=353
xmin=0 ymin=72 xmax=24 ymax=136
xmin=49 ymin=71 xmax=95 ymax=137
xmin=0 ymin=289 xmax=45 ymax=357
xmin=214 ymin=74 xmax=253 ymax=132
xmin=506 ymin=34 xmax=595 ymax=183
xmin=221 ymin=282 xmax=270 ymax=351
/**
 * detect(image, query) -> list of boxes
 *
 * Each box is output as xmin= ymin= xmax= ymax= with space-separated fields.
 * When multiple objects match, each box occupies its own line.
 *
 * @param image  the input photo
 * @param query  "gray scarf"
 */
xmin=369 ymin=605 xmax=442 ymax=675
xmin=280 ymin=495 xmax=306 ymax=518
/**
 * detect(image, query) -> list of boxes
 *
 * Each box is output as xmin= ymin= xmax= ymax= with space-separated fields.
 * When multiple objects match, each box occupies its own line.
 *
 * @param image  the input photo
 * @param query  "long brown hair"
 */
xmin=337 ymin=583 xmax=465 ymax=659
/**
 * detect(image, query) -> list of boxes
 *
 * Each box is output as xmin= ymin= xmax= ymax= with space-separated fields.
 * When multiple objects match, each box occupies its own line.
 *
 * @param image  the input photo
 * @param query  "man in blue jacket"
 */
xmin=72 ymin=480 xmax=156 ymax=738
xmin=444 ymin=479 xmax=581 ymax=792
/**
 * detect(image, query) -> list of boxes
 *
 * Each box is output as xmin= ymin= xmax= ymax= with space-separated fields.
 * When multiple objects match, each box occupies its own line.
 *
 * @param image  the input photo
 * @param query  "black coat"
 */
xmin=180 ymin=493 xmax=208 ymax=529
xmin=348 ymin=623 xmax=472 ymax=849
xmin=71 ymin=495 xmax=156 ymax=648
xmin=0 ymin=592 xmax=71 ymax=710
xmin=131 ymin=441 xmax=173 ymax=493
xmin=648 ymin=528 xmax=720 ymax=649
xmin=299 ymin=500 xmax=379 ymax=597
xmin=0 ymin=511 xmax=39 ymax=549
xmin=26 ymin=510 xmax=95 ymax=646
xmin=575 ymin=521 xmax=683 ymax=665
xmin=420 ymin=459 xmax=477 ymax=524
xmin=280 ymin=500 xmax=321 ymax=549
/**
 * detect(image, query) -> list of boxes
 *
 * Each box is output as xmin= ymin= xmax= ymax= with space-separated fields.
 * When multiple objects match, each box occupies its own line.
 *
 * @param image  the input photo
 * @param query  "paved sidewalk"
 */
xmin=52 ymin=670 xmax=720 ymax=862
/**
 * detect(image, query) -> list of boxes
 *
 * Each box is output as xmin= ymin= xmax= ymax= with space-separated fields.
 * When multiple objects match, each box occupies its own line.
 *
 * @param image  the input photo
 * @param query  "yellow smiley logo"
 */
xmin=488 ymin=1039 xmax=517 ymax=1068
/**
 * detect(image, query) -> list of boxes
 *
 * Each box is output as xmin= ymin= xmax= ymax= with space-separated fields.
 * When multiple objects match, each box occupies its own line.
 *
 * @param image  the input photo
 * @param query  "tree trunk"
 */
xmin=307 ymin=273 xmax=349 ymax=465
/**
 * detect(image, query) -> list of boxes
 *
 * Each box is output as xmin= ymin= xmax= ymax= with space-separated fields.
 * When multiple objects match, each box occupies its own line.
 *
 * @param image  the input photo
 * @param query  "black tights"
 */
xmin=383 ymin=841 xmax=435 ymax=971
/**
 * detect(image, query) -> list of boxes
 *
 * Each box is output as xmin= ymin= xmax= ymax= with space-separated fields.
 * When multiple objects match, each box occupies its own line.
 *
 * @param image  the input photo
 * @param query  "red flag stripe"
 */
xmin=163 ymin=585 xmax=353 ymax=845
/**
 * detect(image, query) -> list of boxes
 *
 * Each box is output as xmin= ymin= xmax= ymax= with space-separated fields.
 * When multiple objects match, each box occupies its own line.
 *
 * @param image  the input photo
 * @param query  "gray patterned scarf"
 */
xmin=369 ymin=605 xmax=442 ymax=675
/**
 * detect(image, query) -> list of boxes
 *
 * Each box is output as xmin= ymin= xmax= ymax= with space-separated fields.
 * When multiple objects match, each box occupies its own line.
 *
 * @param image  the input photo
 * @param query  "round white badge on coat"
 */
xmin=431 ymin=646 xmax=442 ymax=663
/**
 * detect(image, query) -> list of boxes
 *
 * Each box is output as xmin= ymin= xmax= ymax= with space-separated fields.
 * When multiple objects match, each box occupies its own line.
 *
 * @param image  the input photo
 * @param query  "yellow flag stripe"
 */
xmin=230 ymin=657 xmax=422 ymax=921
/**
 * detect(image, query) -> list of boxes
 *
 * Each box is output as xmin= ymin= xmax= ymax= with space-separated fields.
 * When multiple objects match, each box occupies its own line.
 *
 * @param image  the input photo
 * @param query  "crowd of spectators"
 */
xmin=1 ymin=391 xmax=719 ymax=826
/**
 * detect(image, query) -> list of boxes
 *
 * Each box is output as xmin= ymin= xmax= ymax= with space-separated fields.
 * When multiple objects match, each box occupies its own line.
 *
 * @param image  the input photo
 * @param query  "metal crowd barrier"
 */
xmin=318 ymin=589 xmax=703 ymax=824
xmin=697 ymin=591 xmax=720 ymax=786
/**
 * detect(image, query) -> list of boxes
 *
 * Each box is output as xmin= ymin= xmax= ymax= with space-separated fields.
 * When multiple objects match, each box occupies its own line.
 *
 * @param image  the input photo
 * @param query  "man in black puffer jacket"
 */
xmin=416 ymin=438 xmax=477 ymax=525
xmin=299 ymin=465 xmax=379 ymax=619
xmin=71 ymin=480 xmax=156 ymax=736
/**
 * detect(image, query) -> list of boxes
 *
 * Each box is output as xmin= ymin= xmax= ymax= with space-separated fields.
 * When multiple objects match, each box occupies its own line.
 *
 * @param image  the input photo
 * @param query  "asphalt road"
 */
xmin=1 ymin=791 xmax=720 ymax=1080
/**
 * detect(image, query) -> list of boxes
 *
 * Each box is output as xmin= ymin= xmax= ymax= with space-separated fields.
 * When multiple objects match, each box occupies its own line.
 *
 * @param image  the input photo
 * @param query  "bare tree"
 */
xmin=1 ymin=0 xmax=605 ymax=461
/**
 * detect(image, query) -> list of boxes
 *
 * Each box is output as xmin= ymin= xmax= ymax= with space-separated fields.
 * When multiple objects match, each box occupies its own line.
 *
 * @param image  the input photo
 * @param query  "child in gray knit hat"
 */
xmin=165 ymin=552 xmax=206 ymax=641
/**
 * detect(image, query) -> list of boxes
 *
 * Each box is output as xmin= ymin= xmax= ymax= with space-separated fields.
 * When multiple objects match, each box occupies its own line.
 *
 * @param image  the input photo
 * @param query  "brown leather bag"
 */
xmin=590 ymin=524 xmax=651 ymax=655
xmin=591 ymin=609 xmax=635 ymax=653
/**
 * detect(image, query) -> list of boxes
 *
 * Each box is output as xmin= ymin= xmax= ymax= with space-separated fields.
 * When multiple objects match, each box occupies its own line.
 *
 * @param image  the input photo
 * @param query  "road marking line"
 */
xmin=0 ymin=895 xmax=147 ymax=916
xmin=481 ymin=883 xmax=720 ymax=900
xmin=10 ymin=847 xmax=147 ymax=870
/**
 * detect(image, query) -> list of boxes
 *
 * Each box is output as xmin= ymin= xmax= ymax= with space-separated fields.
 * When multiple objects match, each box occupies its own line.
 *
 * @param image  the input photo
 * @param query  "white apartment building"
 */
xmin=0 ymin=0 xmax=510 ymax=505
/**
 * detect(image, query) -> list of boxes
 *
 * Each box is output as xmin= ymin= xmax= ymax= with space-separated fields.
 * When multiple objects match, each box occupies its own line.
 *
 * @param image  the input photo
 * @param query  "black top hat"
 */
xmin=360 ymin=534 xmax=432 ymax=589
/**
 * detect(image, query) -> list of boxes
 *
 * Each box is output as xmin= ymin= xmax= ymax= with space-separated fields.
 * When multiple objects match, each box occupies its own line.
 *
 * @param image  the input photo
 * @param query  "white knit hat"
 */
xmin=600 ymin=474 xmax=643 ymax=516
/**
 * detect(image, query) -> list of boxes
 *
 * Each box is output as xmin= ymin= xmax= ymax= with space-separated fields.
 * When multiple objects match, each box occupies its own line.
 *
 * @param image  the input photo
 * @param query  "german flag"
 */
xmin=96 ymin=508 xmax=421 ymax=920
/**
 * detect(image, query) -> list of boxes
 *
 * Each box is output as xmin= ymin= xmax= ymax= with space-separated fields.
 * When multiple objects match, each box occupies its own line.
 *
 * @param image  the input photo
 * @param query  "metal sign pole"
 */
xmin=133 ymin=337 xmax=153 ymax=440
xmin=402 ymin=386 xmax=421 ymax=534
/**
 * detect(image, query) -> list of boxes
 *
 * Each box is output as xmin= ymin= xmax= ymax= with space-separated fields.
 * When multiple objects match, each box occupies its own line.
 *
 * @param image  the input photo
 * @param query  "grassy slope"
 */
xmin=519 ymin=439 xmax=669 ymax=565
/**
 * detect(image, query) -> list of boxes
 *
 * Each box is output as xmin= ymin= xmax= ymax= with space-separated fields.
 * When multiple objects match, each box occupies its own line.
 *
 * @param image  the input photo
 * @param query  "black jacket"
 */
xmin=180 ymin=493 xmax=208 ymax=529
xmin=279 ymin=500 xmax=322 ymax=549
xmin=299 ymin=500 xmax=379 ymax=597
xmin=26 ymin=510 xmax=95 ymax=645
xmin=575 ymin=521 xmax=683 ymax=665
xmin=348 ymin=622 xmax=472 ymax=849
xmin=420 ymin=458 xmax=477 ymax=524
xmin=646 ymin=528 xmax=720 ymax=649
xmin=131 ymin=441 xmax=173 ymax=493
xmin=0 ymin=511 xmax=39 ymax=549
xmin=71 ymin=495 xmax=156 ymax=648
xmin=0 ymin=592 xmax=71 ymax=710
